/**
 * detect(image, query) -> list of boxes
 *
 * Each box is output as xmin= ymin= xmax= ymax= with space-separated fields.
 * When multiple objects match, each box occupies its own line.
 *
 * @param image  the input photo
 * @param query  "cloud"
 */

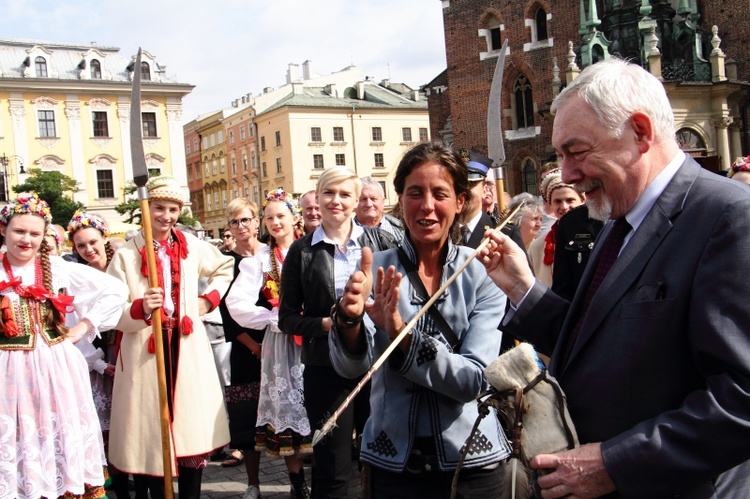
xmin=0 ymin=0 xmax=446 ymax=119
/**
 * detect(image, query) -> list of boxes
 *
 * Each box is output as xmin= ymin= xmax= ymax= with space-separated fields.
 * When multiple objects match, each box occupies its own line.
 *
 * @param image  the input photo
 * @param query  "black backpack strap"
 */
xmin=397 ymin=247 xmax=461 ymax=350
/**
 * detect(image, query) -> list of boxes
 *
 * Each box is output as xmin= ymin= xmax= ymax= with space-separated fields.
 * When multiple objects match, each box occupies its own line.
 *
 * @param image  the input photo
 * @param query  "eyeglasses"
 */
xmin=223 ymin=234 xmax=233 ymax=239
xmin=227 ymin=217 xmax=256 ymax=228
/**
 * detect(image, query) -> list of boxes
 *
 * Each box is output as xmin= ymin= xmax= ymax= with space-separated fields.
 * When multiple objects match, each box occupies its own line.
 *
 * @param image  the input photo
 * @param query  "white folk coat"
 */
xmin=106 ymin=230 xmax=233 ymax=476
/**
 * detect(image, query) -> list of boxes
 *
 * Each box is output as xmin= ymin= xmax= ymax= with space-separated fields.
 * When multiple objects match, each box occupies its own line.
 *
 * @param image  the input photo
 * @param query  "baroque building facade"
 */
xmin=184 ymin=63 xmax=430 ymax=238
xmin=0 ymin=39 xmax=193 ymax=223
xmin=429 ymin=0 xmax=750 ymax=196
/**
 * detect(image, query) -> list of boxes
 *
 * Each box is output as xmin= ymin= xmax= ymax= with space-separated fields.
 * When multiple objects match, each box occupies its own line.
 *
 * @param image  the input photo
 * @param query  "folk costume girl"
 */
xmin=226 ymin=189 xmax=311 ymax=499
xmin=106 ymin=175 xmax=233 ymax=499
xmin=0 ymin=193 xmax=129 ymax=499
xmin=67 ymin=211 xmax=130 ymax=499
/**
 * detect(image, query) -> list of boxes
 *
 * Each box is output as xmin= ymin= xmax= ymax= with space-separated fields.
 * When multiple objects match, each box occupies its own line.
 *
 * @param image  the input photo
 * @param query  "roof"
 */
xmin=258 ymin=81 xmax=428 ymax=116
xmin=0 ymin=38 xmax=189 ymax=86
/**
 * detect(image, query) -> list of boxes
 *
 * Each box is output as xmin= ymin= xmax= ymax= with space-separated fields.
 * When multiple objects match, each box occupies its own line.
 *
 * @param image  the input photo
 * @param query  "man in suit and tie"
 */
xmin=480 ymin=58 xmax=750 ymax=497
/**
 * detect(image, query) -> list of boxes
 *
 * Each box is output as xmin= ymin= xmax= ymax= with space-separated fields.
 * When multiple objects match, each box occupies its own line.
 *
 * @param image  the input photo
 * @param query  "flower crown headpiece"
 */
xmin=730 ymin=156 xmax=750 ymax=177
xmin=46 ymin=225 xmax=62 ymax=251
xmin=262 ymin=188 xmax=299 ymax=215
xmin=0 ymin=193 xmax=53 ymax=225
xmin=67 ymin=211 xmax=110 ymax=238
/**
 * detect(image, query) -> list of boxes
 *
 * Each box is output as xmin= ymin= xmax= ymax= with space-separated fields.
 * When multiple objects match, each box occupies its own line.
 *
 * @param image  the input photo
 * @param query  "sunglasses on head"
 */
xmin=223 ymin=234 xmax=233 ymax=239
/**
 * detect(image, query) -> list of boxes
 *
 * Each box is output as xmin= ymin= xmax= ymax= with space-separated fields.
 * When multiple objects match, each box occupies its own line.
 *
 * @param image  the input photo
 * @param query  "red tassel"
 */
xmin=294 ymin=335 xmax=303 ymax=346
xmin=1 ymin=295 xmax=19 ymax=338
xmin=147 ymin=333 xmax=155 ymax=354
xmin=139 ymin=245 xmax=150 ymax=278
xmin=181 ymin=316 xmax=193 ymax=335
xmin=543 ymin=222 xmax=558 ymax=266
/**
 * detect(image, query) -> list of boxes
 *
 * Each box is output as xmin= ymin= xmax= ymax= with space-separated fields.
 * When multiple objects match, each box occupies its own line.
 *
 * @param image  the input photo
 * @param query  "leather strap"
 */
xmin=397 ymin=247 xmax=461 ymax=350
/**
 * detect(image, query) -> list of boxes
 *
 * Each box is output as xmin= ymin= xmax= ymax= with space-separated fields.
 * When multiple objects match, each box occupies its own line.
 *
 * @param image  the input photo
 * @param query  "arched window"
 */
xmin=522 ymin=158 xmax=539 ymax=195
xmin=35 ymin=56 xmax=48 ymax=77
xmin=535 ymin=7 xmax=548 ymax=41
xmin=90 ymin=59 xmax=102 ymax=79
xmin=141 ymin=61 xmax=151 ymax=81
xmin=488 ymin=16 xmax=502 ymax=52
xmin=513 ymin=74 xmax=535 ymax=129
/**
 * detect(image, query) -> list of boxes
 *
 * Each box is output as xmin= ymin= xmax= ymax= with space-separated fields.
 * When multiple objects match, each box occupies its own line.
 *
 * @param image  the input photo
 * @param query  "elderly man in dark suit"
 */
xmin=480 ymin=58 xmax=750 ymax=497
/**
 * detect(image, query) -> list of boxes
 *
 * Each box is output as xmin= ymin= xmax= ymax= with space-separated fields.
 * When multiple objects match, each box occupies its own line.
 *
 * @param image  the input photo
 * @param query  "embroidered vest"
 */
xmin=0 ymin=296 xmax=65 ymax=350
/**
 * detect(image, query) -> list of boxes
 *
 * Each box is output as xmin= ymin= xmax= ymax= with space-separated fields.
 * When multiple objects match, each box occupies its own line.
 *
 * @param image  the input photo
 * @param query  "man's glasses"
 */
xmin=227 ymin=217 xmax=256 ymax=229
xmin=223 ymin=234 xmax=233 ymax=239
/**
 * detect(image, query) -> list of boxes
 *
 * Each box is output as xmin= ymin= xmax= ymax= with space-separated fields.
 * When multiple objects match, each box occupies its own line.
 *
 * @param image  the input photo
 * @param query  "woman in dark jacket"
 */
xmin=279 ymin=166 xmax=396 ymax=499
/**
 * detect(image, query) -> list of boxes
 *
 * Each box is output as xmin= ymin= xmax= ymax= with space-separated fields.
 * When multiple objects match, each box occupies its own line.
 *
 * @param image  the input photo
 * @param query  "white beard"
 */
xmin=587 ymin=195 xmax=612 ymax=221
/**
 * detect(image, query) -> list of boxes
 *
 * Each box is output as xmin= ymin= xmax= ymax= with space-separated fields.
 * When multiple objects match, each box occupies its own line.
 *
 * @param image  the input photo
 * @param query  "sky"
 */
xmin=0 ymin=0 xmax=448 ymax=121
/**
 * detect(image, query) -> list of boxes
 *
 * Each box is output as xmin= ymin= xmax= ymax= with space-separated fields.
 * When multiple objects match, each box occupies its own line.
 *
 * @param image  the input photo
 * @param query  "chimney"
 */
xmin=264 ymin=87 xmax=273 ymax=94
xmin=287 ymin=63 xmax=300 ymax=83
xmin=292 ymin=82 xmax=304 ymax=95
xmin=356 ymin=81 xmax=366 ymax=100
xmin=381 ymin=79 xmax=390 ymax=87
xmin=410 ymin=90 xmax=420 ymax=102
xmin=325 ymin=83 xmax=338 ymax=97
xmin=302 ymin=60 xmax=312 ymax=80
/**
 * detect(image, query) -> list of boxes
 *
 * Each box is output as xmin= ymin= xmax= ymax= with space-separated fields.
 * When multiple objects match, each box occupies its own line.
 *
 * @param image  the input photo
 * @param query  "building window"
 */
xmin=35 ymin=57 xmax=48 ymax=77
xmin=141 ymin=61 xmax=151 ymax=81
xmin=251 ymin=152 xmax=256 ymax=170
xmin=402 ymin=127 xmax=412 ymax=142
xmin=372 ymin=127 xmax=383 ymax=142
xmin=38 ymin=110 xmax=56 ymax=138
xmin=202 ymin=137 xmax=208 ymax=149
xmin=92 ymin=111 xmax=109 ymax=137
xmin=193 ymin=138 xmax=199 ymax=151
xmin=333 ymin=127 xmax=344 ymax=142
xmin=212 ymin=160 xmax=218 ymax=175
xmin=311 ymin=127 xmax=322 ymax=142
xmin=260 ymin=136 xmax=266 ymax=151
xmin=186 ymin=141 xmax=191 ymax=155
xmin=522 ymin=158 xmax=539 ymax=195
xmin=207 ymin=191 xmax=212 ymax=212
xmin=214 ymin=192 xmax=219 ymax=212
xmin=262 ymin=162 xmax=267 ymax=177
xmin=313 ymin=154 xmax=324 ymax=169
xmin=142 ymin=112 xmax=157 ymax=137
xmin=242 ymin=154 xmax=248 ymax=171
xmin=275 ymin=131 xmax=281 ymax=146
xmin=220 ymin=157 xmax=226 ymax=172
xmin=240 ymin=126 xmax=246 ymax=140
xmin=374 ymin=153 xmax=384 ymax=168
xmin=218 ymin=130 xmax=224 ymax=143
xmin=210 ymin=134 xmax=216 ymax=147
xmin=535 ymin=7 xmax=548 ymax=41
xmin=229 ymin=131 xmax=235 ymax=145
xmin=378 ymin=181 xmax=387 ymax=197
xmin=488 ymin=17 xmax=502 ymax=51
xmin=90 ymin=59 xmax=102 ymax=79
xmin=335 ymin=153 xmax=346 ymax=166
xmin=248 ymin=125 xmax=254 ymax=137
xmin=419 ymin=127 xmax=428 ymax=142
xmin=513 ymin=74 xmax=535 ymax=129
xmin=96 ymin=170 xmax=115 ymax=198
xmin=276 ymin=158 xmax=282 ymax=174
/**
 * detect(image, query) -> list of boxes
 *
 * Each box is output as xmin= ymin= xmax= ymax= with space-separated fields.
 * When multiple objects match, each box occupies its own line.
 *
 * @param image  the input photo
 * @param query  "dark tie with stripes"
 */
xmin=562 ymin=218 xmax=631 ymax=364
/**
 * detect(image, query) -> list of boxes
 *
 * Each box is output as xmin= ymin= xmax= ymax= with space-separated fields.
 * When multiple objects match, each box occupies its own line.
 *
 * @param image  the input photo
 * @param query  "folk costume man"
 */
xmin=107 ymin=175 xmax=233 ymax=499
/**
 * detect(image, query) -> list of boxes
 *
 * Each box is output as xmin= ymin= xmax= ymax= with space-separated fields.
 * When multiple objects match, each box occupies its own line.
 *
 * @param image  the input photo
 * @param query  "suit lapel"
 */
xmin=559 ymin=157 xmax=701 ymax=371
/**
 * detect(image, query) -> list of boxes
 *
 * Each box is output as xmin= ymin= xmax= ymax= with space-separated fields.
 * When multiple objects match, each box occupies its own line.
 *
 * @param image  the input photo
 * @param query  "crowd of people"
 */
xmin=2 ymin=58 xmax=750 ymax=499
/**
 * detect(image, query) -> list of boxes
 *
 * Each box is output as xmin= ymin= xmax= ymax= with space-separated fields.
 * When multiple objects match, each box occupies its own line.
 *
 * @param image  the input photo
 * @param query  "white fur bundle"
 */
xmin=485 ymin=343 xmax=579 ymax=462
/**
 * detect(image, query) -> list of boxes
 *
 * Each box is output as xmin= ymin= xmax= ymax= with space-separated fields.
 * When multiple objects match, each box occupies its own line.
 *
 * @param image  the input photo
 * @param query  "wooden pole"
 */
xmin=138 ymin=190 xmax=175 ymax=498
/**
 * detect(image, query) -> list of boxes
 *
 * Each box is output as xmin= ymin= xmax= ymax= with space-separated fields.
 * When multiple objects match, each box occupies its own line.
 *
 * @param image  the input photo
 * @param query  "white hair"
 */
xmin=551 ymin=58 xmax=675 ymax=143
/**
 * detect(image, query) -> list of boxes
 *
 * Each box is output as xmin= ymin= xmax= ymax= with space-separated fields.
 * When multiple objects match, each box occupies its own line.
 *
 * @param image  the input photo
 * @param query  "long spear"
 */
xmin=130 ymin=47 xmax=175 ymax=498
xmin=312 ymin=202 xmax=525 ymax=446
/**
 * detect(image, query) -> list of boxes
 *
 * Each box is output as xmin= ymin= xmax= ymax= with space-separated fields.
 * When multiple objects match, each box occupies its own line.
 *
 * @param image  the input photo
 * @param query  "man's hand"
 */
xmin=478 ymin=230 xmax=535 ymax=304
xmin=530 ymin=443 xmax=616 ymax=498
xmin=198 ymin=296 xmax=211 ymax=316
xmin=142 ymin=287 xmax=164 ymax=316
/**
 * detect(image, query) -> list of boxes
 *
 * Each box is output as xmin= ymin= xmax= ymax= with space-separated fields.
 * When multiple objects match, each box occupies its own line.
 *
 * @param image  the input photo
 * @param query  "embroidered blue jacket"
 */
xmin=329 ymin=237 xmax=511 ymax=472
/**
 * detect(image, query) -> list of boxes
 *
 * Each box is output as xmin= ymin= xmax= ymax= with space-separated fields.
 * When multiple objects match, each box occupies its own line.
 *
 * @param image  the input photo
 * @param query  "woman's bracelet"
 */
xmin=330 ymin=296 xmax=365 ymax=328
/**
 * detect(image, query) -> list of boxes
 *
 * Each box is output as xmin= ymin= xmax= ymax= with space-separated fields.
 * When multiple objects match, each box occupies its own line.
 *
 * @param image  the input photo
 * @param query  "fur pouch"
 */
xmin=485 ymin=343 xmax=579 ymax=498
